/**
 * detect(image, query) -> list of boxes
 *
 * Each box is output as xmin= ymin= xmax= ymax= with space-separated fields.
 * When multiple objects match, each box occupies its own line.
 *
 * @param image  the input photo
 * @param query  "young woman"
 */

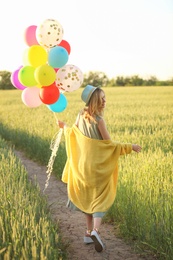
xmin=57 ymin=85 xmax=141 ymax=253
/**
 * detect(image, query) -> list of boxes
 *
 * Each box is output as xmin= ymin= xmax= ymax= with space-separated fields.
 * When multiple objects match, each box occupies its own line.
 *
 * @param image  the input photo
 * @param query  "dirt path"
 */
xmin=14 ymin=150 xmax=155 ymax=260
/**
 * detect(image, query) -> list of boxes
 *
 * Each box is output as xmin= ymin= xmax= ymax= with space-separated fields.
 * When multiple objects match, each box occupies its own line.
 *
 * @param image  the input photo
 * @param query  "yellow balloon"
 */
xmin=26 ymin=45 xmax=48 ymax=68
xmin=36 ymin=84 xmax=42 ymax=88
xmin=34 ymin=64 xmax=56 ymax=86
xmin=22 ymin=48 xmax=30 ymax=66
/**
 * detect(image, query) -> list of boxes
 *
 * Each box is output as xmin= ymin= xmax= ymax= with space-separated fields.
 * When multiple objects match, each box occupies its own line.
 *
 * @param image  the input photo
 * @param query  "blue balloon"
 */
xmin=47 ymin=93 xmax=67 ymax=112
xmin=48 ymin=46 xmax=69 ymax=68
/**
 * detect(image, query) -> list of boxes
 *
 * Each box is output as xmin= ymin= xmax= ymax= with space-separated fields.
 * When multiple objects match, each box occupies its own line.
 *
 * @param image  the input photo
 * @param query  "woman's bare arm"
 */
xmin=98 ymin=118 xmax=111 ymax=140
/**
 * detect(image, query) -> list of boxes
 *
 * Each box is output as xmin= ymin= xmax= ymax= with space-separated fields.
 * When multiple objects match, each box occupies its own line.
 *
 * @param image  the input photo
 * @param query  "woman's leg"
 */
xmin=93 ymin=217 xmax=102 ymax=232
xmin=84 ymin=214 xmax=94 ymax=244
xmin=85 ymin=214 xmax=102 ymax=231
xmin=91 ymin=215 xmax=104 ymax=252
xmin=85 ymin=213 xmax=93 ymax=231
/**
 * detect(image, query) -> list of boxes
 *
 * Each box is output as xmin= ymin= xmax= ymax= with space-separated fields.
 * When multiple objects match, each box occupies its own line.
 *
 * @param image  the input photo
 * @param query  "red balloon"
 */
xmin=58 ymin=40 xmax=71 ymax=55
xmin=54 ymin=68 xmax=59 ymax=73
xmin=39 ymin=83 xmax=60 ymax=104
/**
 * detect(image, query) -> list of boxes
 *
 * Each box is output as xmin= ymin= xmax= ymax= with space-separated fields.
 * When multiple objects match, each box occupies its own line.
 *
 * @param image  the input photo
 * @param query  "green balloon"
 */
xmin=18 ymin=66 xmax=37 ymax=87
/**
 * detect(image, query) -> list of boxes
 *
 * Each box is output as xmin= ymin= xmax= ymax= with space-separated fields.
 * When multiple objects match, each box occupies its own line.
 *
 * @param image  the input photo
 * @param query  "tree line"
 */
xmin=81 ymin=71 xmax=173 ymax=87
xmin=0 ymin=70 xmax=173 ymax=90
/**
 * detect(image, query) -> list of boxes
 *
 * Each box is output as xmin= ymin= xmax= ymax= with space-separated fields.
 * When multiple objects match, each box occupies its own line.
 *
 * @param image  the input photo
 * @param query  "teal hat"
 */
xmin=81 ymin=85 xmax=98 ymax=104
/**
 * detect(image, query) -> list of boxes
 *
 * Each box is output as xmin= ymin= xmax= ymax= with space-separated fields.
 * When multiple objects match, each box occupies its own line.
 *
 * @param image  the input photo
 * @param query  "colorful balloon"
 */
xmin=39 ymin=83 xmax=60 ymax=104
xmin=36 ymin=19 xmax=64 ymax=49
xmin=35 ymin=64 xmax=56 ymax=86
xmin=18 ymin=66 xmax=37 ymax=87
xmin=26 ymin=45 xmax=48 ymax=68
xmin=48 ymin=46 xmax=68 ymax=68
xmin=24 ymin=25 xmax=39 ymax=46
xmin=11 ymin=67 xmax=27 ymax=90
xmin=56 ymin=64 xmax=83 ymax=92
xmin=58 ymin=40 xmax=71 ymax=54
xmin=21 ymin=87 xmax=43 ymax=107
xmin=22 ymin=48 xmax=30 ymax=66
xmin=12 ymin=18 xmax=83 ymax=115
xmin=47 ymin=93 xmax=67 ymax=112
xmin=54 ymin=68 xmax=59 ymax=73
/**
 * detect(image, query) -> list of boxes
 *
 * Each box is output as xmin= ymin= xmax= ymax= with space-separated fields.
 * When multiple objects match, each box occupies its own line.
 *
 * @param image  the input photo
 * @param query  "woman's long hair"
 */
xmin=82 ymin=88 xmax=104 ymax=122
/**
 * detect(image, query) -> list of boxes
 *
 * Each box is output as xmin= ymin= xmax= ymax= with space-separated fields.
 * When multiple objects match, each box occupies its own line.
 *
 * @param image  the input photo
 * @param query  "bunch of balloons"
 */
xmin=11 ymin=19 xmax=84 ymax=113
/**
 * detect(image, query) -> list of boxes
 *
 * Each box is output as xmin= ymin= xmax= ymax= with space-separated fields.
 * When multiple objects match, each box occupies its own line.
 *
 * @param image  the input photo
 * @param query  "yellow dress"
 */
xmin=62 ymin=124 xmax=132 ymax=214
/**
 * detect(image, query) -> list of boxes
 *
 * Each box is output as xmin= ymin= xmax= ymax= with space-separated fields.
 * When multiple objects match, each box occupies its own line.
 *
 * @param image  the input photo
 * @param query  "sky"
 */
xmin=0 ymin=0 xmax=173 ymax=80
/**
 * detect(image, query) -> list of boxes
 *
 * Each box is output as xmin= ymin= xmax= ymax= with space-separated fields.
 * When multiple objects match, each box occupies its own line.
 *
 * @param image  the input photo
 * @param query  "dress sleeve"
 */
xmin=119 ymin=143 xmax=132 ymax=155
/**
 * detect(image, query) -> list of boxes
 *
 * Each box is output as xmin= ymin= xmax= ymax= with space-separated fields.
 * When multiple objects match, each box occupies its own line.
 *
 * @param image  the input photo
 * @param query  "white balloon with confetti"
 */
xmin=36 ymin=19 xmax=64 ymax=49
xmin=56 ymin=64 xmax=83 ymax=92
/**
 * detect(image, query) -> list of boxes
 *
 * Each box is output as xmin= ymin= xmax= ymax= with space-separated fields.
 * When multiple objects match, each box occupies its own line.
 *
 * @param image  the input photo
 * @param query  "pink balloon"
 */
xmin=24 ymin=25 xmax=39 ymax=46
xmin=21 ymin=87 xmax=43 ymax=107
xmin=11 ymin=67 xmax=27 ymax=90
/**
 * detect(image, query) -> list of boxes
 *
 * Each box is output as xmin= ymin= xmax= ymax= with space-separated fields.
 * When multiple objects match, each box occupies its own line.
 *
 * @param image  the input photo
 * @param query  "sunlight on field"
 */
xmin=0 ymin=86 xmax=173 ymax=257
xmin=0 ymin=137 xmax=65 ymax=259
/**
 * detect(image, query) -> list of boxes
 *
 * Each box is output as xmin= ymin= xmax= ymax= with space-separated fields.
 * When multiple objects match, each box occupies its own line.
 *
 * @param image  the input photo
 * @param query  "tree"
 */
xmin=168 ymin=78 xmax=173 ymax=86
xmin=144 ymin=76 xmax=157 ymax=86
xmin=0 ymin=71 xmax=14 ymax=90
xmin=82 ymin=71 xmax=109 ymax=88
xmin=130 ymin=75 xmax=144 ymax=86
xmin=115 ymin=76 xmax=126 ymax=86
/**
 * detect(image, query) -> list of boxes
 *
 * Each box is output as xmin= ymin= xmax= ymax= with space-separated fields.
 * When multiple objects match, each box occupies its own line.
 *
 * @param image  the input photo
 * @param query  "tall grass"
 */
xmin=0 ymin=87 xmax=173 ymax=259
xmin=0 ymin=137 xmax=66 ymax=259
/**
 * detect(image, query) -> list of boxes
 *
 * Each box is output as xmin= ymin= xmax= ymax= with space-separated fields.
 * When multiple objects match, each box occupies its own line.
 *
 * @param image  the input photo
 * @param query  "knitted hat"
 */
xmin=81 ymin=85 xmax=98 ymax=104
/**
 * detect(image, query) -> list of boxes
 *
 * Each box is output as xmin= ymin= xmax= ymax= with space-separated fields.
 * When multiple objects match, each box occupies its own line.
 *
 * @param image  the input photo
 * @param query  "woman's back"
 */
xmin=77 ymin=113 xmax=103 ymax=140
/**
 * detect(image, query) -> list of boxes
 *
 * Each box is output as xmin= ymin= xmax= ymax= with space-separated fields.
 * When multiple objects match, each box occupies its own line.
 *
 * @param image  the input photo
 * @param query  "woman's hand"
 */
xmin=57 ymin=120 xmax=67 ymax=129
xmin=132 ymin=144 xmax=142 ymax=153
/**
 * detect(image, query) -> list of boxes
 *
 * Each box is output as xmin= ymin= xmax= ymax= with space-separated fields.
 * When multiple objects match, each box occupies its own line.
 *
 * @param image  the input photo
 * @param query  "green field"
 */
xmin=0 ymin=87 xmax=173 ymax=259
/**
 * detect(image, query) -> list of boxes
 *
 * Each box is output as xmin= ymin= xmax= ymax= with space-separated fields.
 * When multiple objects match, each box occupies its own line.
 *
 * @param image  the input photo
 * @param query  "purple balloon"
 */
xmin=11 ymin=67 xmax=27 ymax=90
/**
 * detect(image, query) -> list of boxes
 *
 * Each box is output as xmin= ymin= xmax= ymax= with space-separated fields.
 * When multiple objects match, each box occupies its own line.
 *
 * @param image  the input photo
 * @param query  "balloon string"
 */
xmin=43 ymin=128 xmax=63 ymax=192
xmin=43 ymin=112 xmax=62 ymax=192
xmin=53 ymin=112 xmax=58 ymax=122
